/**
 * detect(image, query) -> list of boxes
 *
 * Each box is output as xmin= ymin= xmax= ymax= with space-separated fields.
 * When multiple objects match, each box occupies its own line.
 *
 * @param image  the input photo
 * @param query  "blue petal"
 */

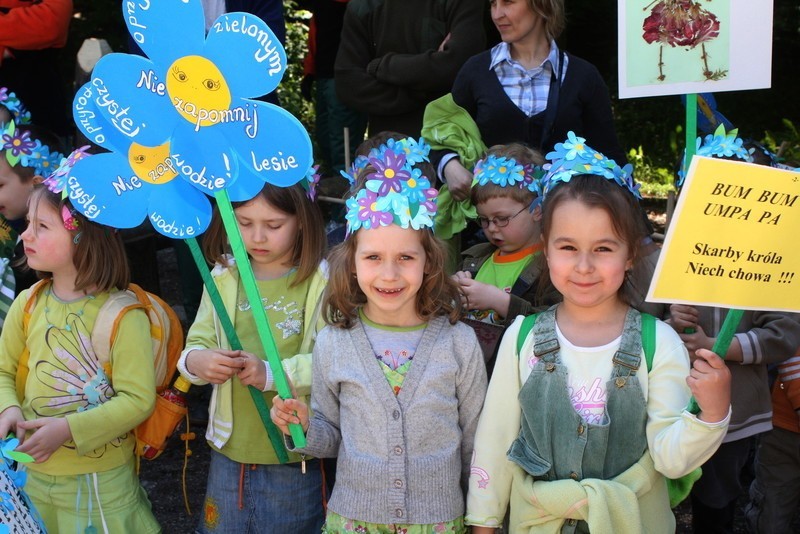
xmin=224 ymin=99 xmax=312 ymax=187
xmin=170 ymin=121 xmax=239 ymax=194
xmin=73 ymin=83 xmax=133 ymax=153
xmin=147 ymin=179 xmax=212 ymax=239
xmin=204 ymin=13 xmax=287 ymax=98
xmin=91 ymin=54 xmax=176 ymax=147
xmin=66 ymin=153 xmax=150 ymax=228
xmin=227 ymin=163 xmax=267 ymax=202
xmin=124 ymin=0 xmax=205 ymax=67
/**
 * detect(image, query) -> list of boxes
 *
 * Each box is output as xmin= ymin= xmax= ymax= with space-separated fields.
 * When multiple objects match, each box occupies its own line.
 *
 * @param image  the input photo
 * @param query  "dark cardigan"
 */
xmin=451 ymin=50 xmax=625 ymax=164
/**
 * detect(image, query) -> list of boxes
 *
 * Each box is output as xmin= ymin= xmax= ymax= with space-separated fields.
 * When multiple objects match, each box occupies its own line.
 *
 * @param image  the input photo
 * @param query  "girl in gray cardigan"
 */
xmin=272 ymin=140 xmax=488 ymax=533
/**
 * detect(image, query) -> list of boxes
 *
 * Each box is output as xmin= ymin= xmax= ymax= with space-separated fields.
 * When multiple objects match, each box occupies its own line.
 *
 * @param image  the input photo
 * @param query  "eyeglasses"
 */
xmin=477 ymin=206 xmax=528 ymax=229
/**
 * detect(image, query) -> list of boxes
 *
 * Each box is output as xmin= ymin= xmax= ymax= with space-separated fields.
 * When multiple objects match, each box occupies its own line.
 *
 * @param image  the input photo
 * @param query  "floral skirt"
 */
xmin=323 ymin=511 xmax=466 ymax=533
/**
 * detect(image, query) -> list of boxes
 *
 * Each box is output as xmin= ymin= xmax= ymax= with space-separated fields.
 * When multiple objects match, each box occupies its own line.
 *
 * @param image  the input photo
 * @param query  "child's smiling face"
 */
xmin=354 ymin=224 xmax=427 ymax=327
xmin=545 ymin=198 xmax=632 ymax=313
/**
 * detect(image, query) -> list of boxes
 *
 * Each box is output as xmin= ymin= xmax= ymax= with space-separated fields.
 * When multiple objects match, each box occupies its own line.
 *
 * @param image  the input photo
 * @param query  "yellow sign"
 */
xmin=647 ymin=156 xmax=800 ymax=312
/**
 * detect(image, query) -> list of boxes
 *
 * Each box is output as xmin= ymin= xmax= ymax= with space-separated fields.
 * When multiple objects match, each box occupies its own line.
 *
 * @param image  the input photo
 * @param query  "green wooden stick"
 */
xmin=683 ymin=94 xmax=699 ymax=335
xmin=185 ymin=237 xmax=289 ymax=463
xmin=686 ymin=308 xmax=743 ymax=415
xmin=214 ymin=189 xmax=306 ymax=448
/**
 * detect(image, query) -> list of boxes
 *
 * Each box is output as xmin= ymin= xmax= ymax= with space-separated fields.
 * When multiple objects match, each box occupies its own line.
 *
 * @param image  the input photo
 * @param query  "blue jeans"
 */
xmin=198 ymin=450 xmax=325 ymax=534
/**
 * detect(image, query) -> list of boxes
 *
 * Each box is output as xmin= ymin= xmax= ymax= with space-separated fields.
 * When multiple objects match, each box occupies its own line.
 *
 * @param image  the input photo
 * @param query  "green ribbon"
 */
xmin=185 ymin=237 xmax=289 ymax=463
xmin=214 ymin=190 xmax=307 ymax=448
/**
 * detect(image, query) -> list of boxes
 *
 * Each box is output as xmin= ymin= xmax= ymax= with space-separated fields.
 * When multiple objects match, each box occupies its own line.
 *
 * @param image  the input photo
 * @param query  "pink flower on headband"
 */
xmin=61 ymin=205 xmax=80 ymax=231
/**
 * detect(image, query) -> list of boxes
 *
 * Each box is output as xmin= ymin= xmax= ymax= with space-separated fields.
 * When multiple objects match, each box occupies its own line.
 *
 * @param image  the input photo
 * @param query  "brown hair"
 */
xmin=202 ymin=182 xmax=325 ymax=286
xmin=25 ymin=185 xmax=130 ymax=292
xmin=538 ymin=174 xmax=645 ymax=303
xmin=526 ymin=0 xmax=566 ymax=41
xmin=471 ymin=143 xmax=545 ymax=206
xmin=323 ymin=228 xmax=463 ymax=328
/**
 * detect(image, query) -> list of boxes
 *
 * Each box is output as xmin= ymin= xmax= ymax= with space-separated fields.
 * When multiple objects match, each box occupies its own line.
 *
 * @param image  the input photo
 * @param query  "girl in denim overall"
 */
xmin=466 ymin=136 xmax=733 ymax=533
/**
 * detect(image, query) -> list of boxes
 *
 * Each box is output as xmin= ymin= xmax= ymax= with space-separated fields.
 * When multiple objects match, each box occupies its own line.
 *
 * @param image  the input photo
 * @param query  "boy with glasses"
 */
xmin=453 ymin=144 xmax=553 ymax=369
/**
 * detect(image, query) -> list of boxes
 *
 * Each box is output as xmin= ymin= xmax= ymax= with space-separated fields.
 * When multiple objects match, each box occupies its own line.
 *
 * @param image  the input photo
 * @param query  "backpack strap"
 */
xmin=91 ymin=288 xmax=145 ymax=378
xmin=516 ymin=313 xmax=539 ymax=357
xmin=16 ymin=280 xmax=51 ymax=402
xmin=641 ymin=312 xmax=656 ymax=372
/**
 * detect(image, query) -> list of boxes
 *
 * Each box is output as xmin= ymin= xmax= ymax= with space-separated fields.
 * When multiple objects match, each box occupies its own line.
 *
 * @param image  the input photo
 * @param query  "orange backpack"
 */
xmin=17 ymin=280 xmax=186 ymax=460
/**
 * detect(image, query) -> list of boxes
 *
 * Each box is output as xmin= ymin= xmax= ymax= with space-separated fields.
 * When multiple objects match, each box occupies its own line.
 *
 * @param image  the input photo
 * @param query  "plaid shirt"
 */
xmin=489 ymin=40 xmax=568 ymax=117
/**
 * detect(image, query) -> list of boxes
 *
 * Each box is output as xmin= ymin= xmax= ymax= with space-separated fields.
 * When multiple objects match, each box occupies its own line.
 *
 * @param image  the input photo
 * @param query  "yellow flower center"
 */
xmin=370 ymin=202 xmax=378 ymax=211
xmin=407 ymin=178 xmax=416 ymax=188
xmin=385 ymin=169 xmax=395 ymax=179
xmin=499 ymin=166 xmax=507 ymax=173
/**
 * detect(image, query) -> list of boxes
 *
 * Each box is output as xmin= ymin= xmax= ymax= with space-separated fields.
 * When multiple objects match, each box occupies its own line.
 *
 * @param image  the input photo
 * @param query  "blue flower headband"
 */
xmin=677 ymin=125 xmax=753 ymax=186
xmin=543 ymin=132 xmax=640 ymax=199
xmin=0 ymin=87 xmax=31 ymax=126
xmin=344 ymin=139 xmax=437 ymax=235
xmin=340 ymin=136 xmax=431 ymax=186
xmin=473 ymin=154 xmax=543 ymax=196
xmin=1 ymin=121 xmax=64 ymax=177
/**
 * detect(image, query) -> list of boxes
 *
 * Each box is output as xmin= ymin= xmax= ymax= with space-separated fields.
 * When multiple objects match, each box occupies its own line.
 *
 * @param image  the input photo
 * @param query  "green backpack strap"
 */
xmin=516 ymin=313 xmax=539 ymax=357
xmin=641 ymin=312 xmax=656 ymax=372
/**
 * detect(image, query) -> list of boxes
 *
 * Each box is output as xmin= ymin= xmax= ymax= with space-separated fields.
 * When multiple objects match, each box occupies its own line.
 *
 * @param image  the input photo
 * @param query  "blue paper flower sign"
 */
xmin=73 ymin=0 xmax=311 ymax=202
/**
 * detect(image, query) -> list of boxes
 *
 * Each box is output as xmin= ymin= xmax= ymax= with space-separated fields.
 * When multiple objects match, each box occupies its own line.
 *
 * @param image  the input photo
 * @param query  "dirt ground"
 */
xmin=137 ymin=203 xmax=797 ymax=533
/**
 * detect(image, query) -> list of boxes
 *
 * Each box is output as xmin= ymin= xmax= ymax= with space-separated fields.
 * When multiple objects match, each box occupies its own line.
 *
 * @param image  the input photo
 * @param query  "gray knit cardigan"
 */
xmin=294 ymin=315 xmax=488 ymax=525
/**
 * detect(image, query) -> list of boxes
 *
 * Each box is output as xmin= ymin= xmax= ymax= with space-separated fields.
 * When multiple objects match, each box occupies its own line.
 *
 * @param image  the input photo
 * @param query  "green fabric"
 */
xmin=0 ymin=285 xmax=156 ymax=476
xmin=516 ymin=314 xmax=539 ymax=356
xmin=26 ymin=457 xmax=159 ymax=534
xmin=421 ymin=93 xmax=484 ymax=241
xmin=324 ymin=510 xmax=466 ymax=533
xmin=218 ymin=275 xmax=309 ymax=464
xmin=421 ymin=94 xmax=486 ymax=169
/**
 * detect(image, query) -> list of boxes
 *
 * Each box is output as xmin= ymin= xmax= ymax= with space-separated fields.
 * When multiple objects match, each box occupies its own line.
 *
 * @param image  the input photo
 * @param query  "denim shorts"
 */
xmin=198 ymin=450 xmax=325 ymax=534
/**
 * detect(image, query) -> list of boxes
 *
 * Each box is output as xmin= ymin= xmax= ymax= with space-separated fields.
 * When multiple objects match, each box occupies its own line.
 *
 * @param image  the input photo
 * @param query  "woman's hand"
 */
xmin=185 ymin=349 xmax=245 ymax=384
xmin=444 ymin=159 xmax=473 ymax=202
xmin=16 ymin=418 xmax=72 ymax=463
xmin=687 ymin=348 xmax=731 ymax=424
xmin=271 ymin=396 xmax=309 ymax=435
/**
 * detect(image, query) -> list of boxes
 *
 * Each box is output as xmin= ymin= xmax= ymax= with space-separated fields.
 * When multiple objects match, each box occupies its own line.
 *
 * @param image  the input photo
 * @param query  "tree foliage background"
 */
xmin=67 ymin=0 xmax=800 ymax=190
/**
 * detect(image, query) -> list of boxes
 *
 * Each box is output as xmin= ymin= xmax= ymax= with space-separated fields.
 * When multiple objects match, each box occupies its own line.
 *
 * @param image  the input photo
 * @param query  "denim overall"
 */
xmin=508 ymin=307 xmax=648 ymax=533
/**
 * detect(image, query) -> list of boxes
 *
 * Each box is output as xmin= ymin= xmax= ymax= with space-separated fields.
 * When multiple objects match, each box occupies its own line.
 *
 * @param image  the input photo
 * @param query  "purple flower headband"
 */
xmin=1 ymin=121 xmax=64 ymax=177
xmin=343 ymin=138 xmax=437 ymax=235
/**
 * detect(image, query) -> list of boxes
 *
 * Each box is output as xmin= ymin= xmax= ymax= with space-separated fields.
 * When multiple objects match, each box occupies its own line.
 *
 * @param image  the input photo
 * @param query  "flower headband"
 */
xmin=473 ymin=154 xmax=543 ymax=196
xmin=344 ymin=138 xmax=437 ymax=235
xmin=677 ymin=124 xmax=753 ymax=186
xmin=1 ymin=121 xmax=64 ymax=177
xmin=340 ymin=137 xmax=431 ymax=187
xmin=542 ymin=132 xmax=640 ymax=199
xmin=301 ymin=164 xmax=321 ymax=201
xmin=0 ymin=87 xmax=31 ymax=126
xmin=43 ymin=147 xmax=92 ymax=231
